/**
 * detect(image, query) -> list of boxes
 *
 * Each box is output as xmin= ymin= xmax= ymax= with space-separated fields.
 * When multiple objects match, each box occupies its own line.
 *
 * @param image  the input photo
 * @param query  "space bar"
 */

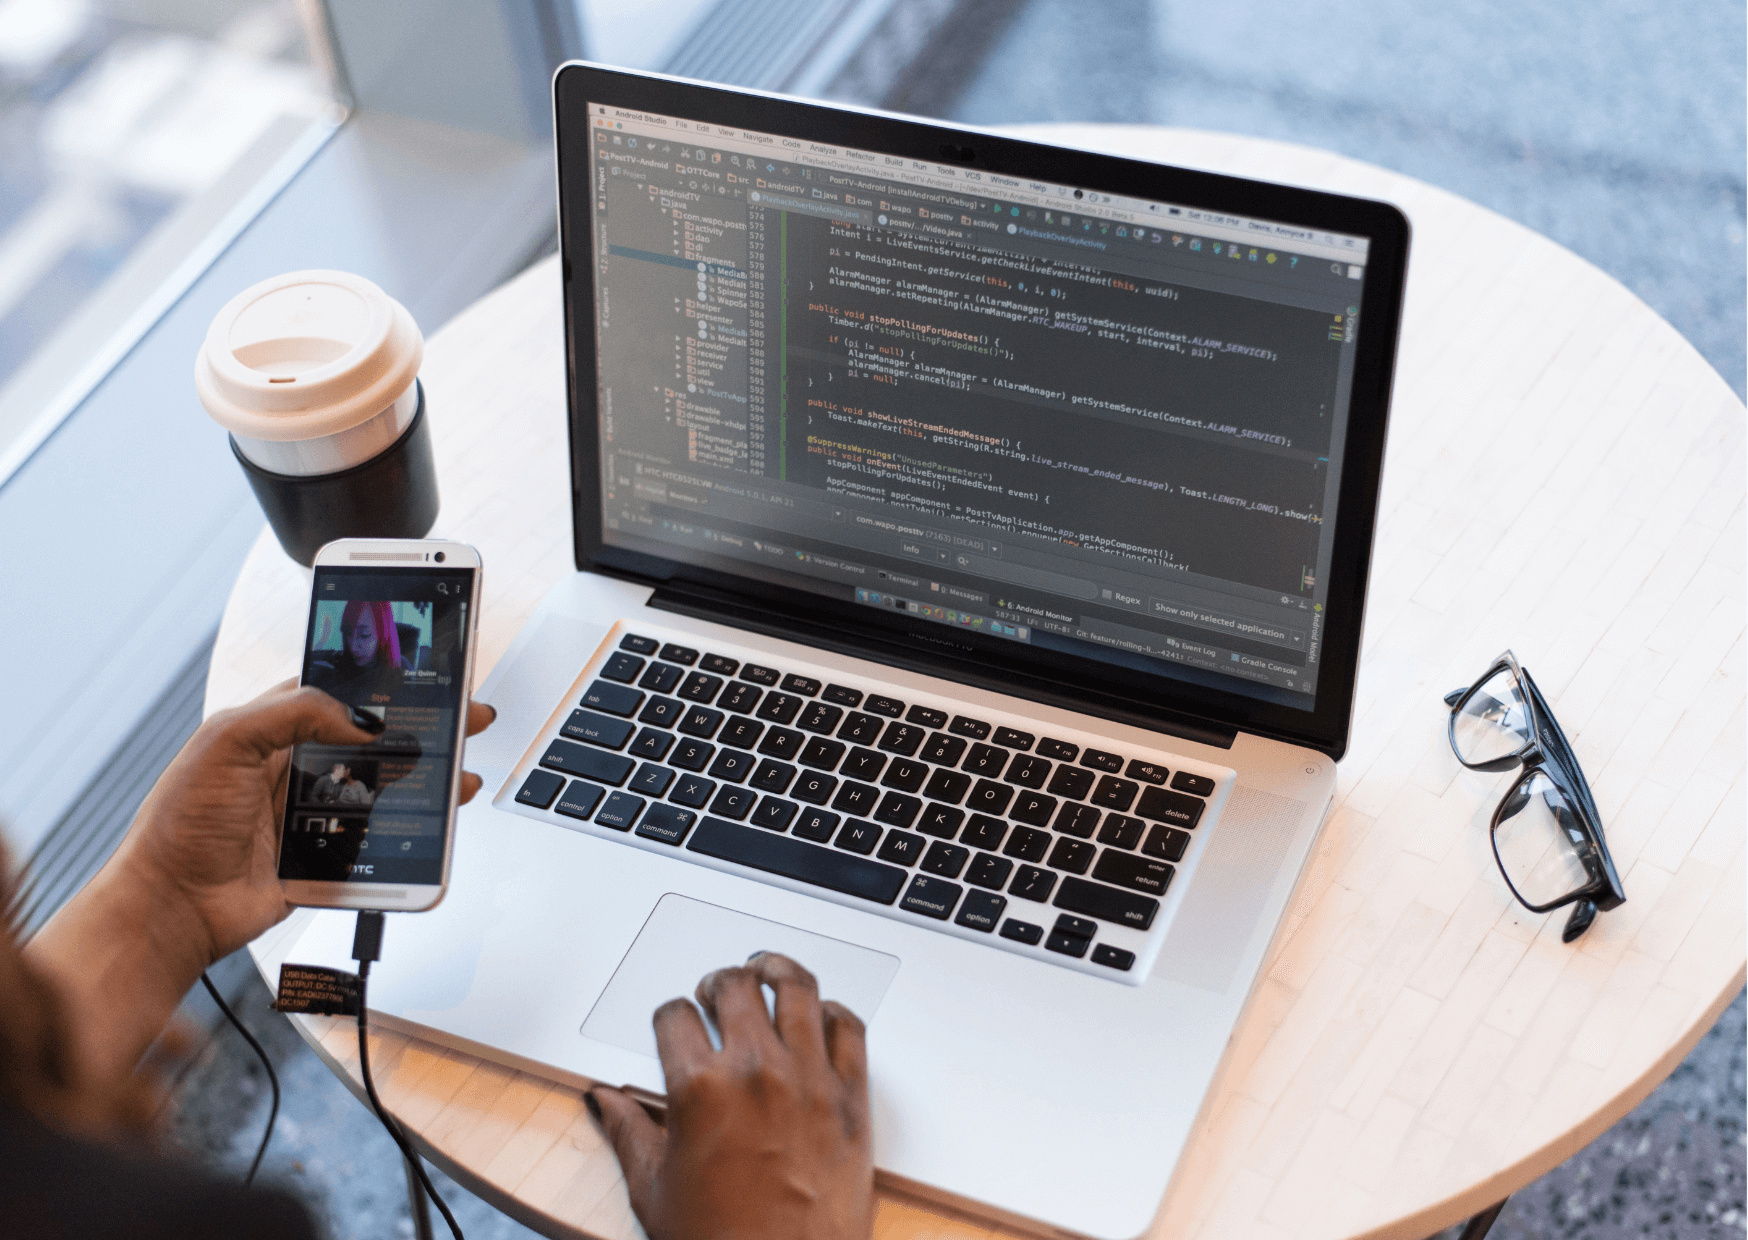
xmin=688 ymin=817 xmax=908 ymax=905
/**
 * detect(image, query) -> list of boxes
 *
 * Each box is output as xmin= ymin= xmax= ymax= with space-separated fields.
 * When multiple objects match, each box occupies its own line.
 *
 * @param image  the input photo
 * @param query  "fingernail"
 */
xmin=484 ymin=703 xmax=499 ymax=723
xmin=350 ymin=707 xmax=386 ymax=734
xmin=583 ymin=1090 xmax=602 ymax=1123
xmin=745 ymin=950 xmax=768 ymax=963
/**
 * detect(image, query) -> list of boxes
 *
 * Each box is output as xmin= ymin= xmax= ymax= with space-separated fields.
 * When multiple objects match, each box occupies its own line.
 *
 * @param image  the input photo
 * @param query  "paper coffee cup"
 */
xmin=196 ymin=270 xmax=439 ymax=564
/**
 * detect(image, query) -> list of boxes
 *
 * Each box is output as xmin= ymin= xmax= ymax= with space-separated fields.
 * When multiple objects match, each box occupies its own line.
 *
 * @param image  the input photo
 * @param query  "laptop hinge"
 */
xmin=646 ymin=583 xmax=1239 ymax=751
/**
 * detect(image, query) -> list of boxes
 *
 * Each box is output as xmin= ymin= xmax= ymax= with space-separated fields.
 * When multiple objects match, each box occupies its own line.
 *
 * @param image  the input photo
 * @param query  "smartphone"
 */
xmin=277 ymin=538 xmax=482 ymax=912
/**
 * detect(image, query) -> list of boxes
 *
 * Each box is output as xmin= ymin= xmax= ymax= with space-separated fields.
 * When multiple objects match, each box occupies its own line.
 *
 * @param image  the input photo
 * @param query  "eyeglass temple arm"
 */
xmin=1442 ymin=687 xmax=1466 ymax=708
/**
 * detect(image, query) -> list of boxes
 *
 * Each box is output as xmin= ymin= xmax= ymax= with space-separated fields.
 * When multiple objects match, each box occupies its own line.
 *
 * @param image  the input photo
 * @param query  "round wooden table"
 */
xmin=210 ymin=125 xmax=1747 ymax=1240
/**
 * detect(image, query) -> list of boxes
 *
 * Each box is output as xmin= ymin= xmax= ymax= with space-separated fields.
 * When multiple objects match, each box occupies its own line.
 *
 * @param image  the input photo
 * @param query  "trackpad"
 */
xmin=580 ymin=894 xmax=901 ymax=1060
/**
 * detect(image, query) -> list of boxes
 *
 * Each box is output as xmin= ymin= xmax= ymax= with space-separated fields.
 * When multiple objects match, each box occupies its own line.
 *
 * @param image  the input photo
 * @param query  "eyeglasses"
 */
xmin=1444 ymin=651 xmax=1625 ymax=942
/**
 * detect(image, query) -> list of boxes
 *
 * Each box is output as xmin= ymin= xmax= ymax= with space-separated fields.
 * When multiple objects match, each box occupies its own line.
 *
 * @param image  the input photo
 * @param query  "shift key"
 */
xmin=539 ymin=738 xmax=635 ymax=786
xmin=1053 ymin=875 xmax=1159 ymax=930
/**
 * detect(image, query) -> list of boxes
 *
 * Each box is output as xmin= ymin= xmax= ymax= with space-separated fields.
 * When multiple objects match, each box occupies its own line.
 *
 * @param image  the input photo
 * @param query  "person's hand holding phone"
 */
xmin=589 ymin=952 xmax=875 ymax=1240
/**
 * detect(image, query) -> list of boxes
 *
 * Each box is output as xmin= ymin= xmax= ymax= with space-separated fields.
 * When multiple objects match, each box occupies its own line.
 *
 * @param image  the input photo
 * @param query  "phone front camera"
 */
xmin=434 ymin=551 xmax=445 ymax=562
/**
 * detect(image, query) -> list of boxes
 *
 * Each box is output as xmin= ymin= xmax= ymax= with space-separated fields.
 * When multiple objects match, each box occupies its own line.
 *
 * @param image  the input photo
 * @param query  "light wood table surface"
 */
xmin=208 ymin=125 xmax=1746 ymax=1240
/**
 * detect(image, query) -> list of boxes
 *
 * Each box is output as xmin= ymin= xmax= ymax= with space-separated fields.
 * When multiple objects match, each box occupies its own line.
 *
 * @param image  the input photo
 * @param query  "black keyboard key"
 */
xmin=740 ymin=664 xmax=780 ymax=686
xmin=636 ymin=803 xmax=696 ymax=846
xmin=950 ymin=716 xmax=992 ymax=739
xmin=881 ymin=757 xmax=928 ymax=793
xmin=708 ymin=785 xmax=757 ymax=820
xmin=516 ymin=769 xmax=565 ymax=808
xmin=1037 ymin=737 xmax=1078 ymax=761
xmin=900 ymin=874 xmax=960 ymax=919
xmin=1093 ymin=849 xmax=1174 ymax=895
xmin=797 ymin=702 xmax=843 ymax=734
xmin=1047 ymin=766 xmax=1096 ymax=800
xmin=638 ymin=662 xmax=684 ymax=694
xmin=630 ymin=763 xmax=675 ymax=797
xmin=876 ymin=723 xmax=926 ymax=757
xmin=669 ymin=737 xmax=714 ymax=772
xmin=993 ymin=727 xmax=1034 ymax=751
xmin=823 ymin=683 xmax=863 ymax=707
xmin=782 ymin=673 xmax=822 ymax=696
xmin=1092 ymin=944 xmax=1135 ymax=971
xmin=865 ymin=694 xmax=905 ymax=717
xmin=701 ymin=654 xmax=739 ymax=676
xmin=916 ymin=803 xmax=964 ymax=838
xmin=619 ymin=633 xmax=659 ymax=655
xmin=540 ymin=739 xmax=634 ymax=786
xmin=1003 ymin=826 xmax=1050 ymax=863
xmin=1009 ymin=865 xmax=1056 ymax=902
xmin=967 ymin=853 xmax=1013 ymax=890
xmin=658 ymin=643 xmax=698 ymax=666
xmin=960 ymin=814 xmax=1006 ymax=851
xmin=835 ymin=819 xmax=881 ymax=855
xmin=799 ymin=737 xmax=846 ymax=771
xmin=837 ymin=712 xmax=883 ymax=744
xmin=955 ymin=889 xmax=1005 ymax=931
xmin=831 ymin=781 xmax=880 ymax=817
xmin=921 ymin=841 xmax=970 ymax=878
xmin=963 ymin=743 xmax=1007 ymax=778
xmin=719 ymin=717 xmax=764 ymax=750
xmin=669 ymin=773 xmax=716 ymax=808
xmin=637 ymin=696 xmax=684 ymax=729
xmin=1046 ymin=837 xmax=1096 ymax=875
xmin=1046 ymin=930 xmax=1089 ymax=958
xmin=920 ymin=733 xmax=968 ymax=766
xmin=629 ymin=727 xmax=675 ymax=761
xmin=922 ymin=768 xmax=971 ymax=805
xmin=1054 ymin=912 xmax=1097 ymax=939
xmin=689 ymin=817 xmax=906 ymax=904
xmin=793 ymin=770 xmax=838 ymax=805
xmin=678 ymin=705 xmax=724 ymax=739
xmin=1092 ymin=775 xmax=1140 ymax=812
xmin=720 ymin=682 xmax=763 ymax=714
xmin=557 ymin=780 xmax=607 ymax=820
xmin=1054 ymin=875 xmax=1159 ymax=930
xmin=583 ymin=680 xmax=643 ymax=716
xmin=1000 ymin=918 xmax=1043 ymax=945
xmin=872 ymin=791 xmax=922 ymax=830
xmin=906 ymin=705 xmax=948 ymax=729
xmin=707 ymin=749 xmax=756 ymax=783
xmin=1127 ymin=760 xmax=1169 ymax=785
xmin=791 ymin=808 xmax=839 ymax=842
xmin=601 ymin=651 xmax=645 ymax=683
xmin=1055 ymin=803 xmax=1101 ymax=839
xmin=1171 ymin=770 xmax=1217 ymax=797
xmin=1136 ymin=787 xmax=1206 ymax=829
xmin=756 ymin=693 xmax=803 ymax=725
xmin=679 ymin=672 xmax=724 ymax=704
xmin=841 ymin=747 xmax=886 ymax=781
xmin=1009 ymin=790 xmax=1058 ymax=827
xmin=750 ymin=797 xmax=797 ymax=832
xmin=877 ymin=830 xmax=926 ymax=867
xmin=750 ymin=759 xmax=796 ymax=793
xmin=1081 ymin=749 xmax=1124 ymax=773
xmin=595 ymin=791 xmax=645 ymax=830
xmin=1142 ymin=824 xmax=1192 ymax=862
xmin=563 ymin=709 xmax=636 ymax=749
xmin=966 ymin=779 xmax=1014 ymax=818
xmin=1004 ymin=755 xmax=1052 ymax=789
xmin=756 ymin=727 xmax=805 ymax=761
xmin=1098 ymin=814 xmax=1144 ymax=849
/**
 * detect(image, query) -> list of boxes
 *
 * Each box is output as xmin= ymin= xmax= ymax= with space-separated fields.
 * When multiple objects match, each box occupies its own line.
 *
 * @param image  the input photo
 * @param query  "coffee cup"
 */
xmin=195 ymin=270 xmax=440 ymax=566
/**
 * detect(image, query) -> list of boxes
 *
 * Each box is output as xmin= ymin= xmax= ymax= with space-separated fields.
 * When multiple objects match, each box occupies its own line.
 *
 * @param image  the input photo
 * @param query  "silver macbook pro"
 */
xmin=282 ymin=64 xmax=1409 ymax=1239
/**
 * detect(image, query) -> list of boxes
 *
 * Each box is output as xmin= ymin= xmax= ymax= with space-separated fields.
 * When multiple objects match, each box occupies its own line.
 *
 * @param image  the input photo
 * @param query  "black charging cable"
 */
xmin=352 ymin=911 xmax=465 ymax=1240
xmin=199 ymin=972 xmax=280 ymax=1188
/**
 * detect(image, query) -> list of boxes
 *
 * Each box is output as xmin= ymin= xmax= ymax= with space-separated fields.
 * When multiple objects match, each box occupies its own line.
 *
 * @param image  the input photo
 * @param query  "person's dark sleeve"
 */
xmin=0 ymin=1102 xmax=319 ymax=1239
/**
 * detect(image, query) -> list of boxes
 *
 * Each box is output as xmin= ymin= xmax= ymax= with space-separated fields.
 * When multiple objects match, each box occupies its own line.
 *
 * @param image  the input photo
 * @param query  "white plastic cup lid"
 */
xmin=195 ymin=270 xmax=422 ymax=442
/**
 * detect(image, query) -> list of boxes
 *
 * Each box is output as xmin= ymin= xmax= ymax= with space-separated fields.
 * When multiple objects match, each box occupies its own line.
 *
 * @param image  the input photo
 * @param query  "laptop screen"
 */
xmin=582 ymin=101 xmax=1376 ymax=716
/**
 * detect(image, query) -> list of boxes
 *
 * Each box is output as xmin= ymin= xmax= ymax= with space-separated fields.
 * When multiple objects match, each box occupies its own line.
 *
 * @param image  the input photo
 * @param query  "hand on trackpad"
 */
xmin=580 ymin=894 xmax=900 ymax=1059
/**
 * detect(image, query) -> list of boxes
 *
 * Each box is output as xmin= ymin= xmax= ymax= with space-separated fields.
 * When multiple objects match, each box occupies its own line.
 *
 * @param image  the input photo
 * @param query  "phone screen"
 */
xmin=279 ymin=564 xmax=476 ymax=886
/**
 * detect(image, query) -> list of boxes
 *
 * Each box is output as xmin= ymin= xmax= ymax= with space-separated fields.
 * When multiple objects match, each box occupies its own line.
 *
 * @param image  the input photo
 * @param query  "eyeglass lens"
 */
xmin=1494 ymin=770 xmax=1593 ymax=906
xmin=1453 ymin=666 xmax=1533 ymax=765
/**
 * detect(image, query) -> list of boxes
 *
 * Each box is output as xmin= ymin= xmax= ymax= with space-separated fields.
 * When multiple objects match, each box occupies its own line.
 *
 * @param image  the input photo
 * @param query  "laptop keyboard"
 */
xmin=504 ymin=626 xmax=1228 ymax=981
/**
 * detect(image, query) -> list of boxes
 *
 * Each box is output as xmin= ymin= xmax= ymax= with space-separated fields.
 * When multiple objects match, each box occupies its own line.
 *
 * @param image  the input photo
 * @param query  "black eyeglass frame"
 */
xmin=1444 ymin=651 xmax=1625 ymax=940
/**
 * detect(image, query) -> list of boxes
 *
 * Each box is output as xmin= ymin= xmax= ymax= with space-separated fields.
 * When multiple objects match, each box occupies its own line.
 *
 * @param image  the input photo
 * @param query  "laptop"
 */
xmin=281 ymin=64 xmax=1409 ymax=1239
